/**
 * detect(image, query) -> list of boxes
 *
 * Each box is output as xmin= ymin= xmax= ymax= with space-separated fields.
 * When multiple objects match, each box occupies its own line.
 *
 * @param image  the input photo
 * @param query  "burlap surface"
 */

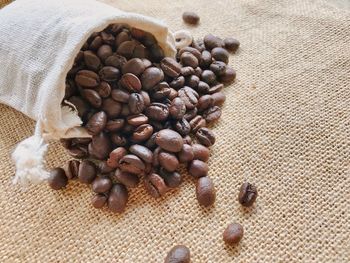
xmin=1 ymin=0 xmax=350 ymax=262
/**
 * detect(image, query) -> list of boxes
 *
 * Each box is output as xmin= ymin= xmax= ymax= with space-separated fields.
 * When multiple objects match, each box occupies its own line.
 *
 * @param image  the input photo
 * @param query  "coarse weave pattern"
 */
xmin=0 ymin=0 xmax=349 ymax=262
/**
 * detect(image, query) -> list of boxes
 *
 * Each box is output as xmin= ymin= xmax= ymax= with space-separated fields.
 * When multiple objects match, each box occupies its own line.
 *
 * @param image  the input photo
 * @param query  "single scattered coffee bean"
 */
xmin=75 ymin=70 xmax=100 ymax=88
xmin=196 ymin=127 xmax=216 ymax=147
xmin=178 ymin=144 xmax=194 ymax=163
xmin=129 ymin=144 xmax=153 ymax=163
xmin=64 ymin=160 xmax=80 ymax=179
xmin=181 ymin=52 xmax=199 ymax=68
xmin=188 ymin=160 xmax=208 ymax=178
xmin=105 ymin=118 xmax=125 ymax=132
xmin=223 ymin=223 xmax=244 ymax=245
xmin=182 ymin=11 xmax=200 ymax=25
xmin=203 ymin=106 xmax=222 ymax=123
xmin=145 ymin=103 xmax=169 ymax=121
xmin=219 ymin=66 xmax=236 ymax=83
xmin=238 ymin=182 xmax=258 ymax=207
xmin=86 ymin=111 xmax=107 ymax=135
xmin=169 ymin=97 xmax=186 ymax=119
xmin=156 ymin=129 xmax=183 ymax=152
xmin=119 ymin=154 xmax=145 ymax=174
xmin=122 ymin=58 xmax=146 ymax=76
xmin=196 ymin=176 xmax=216 ymax=207
xmin=92 ymin=176 xmax=112 ymax=193
xmin=97 ymin=44 xmax=113 ymax=61
xmin=91 ymin=193 xmax=108 ymax=209
xmin=113 ymin=169 xmax=140 ymax=188
xmin=144 ymin=173 xmax=167 ymax=198
xmin=48 ymin=168 xmax=68 ymax=190
xmin=141 ymin=67 xmax=164 ymax=90
xmin=203 ymin=34 xmax=224 ymax=50
xmin=189 ymin=115 xmax=206 ymax=133
xmin=159 ymin=151 xmax=179 ymax=172
xmin=159 ymin=168 xmax=182 ymax=188
xmin=192 ymin=144 xmax=210 ymax=162
xmin=131 ymin=124 xmax=153 ymax=142
xmin=101 ymin=98 xmax=122 ymax=118
xmin=160 ymin=57 xmax=182 ymax=78
xmin=128 ymin=93 xmax=145 ymax=114
xmin=120 ymin=73 xmax=142 ymax=92
xmin=211 ymin=47 xmax=229 ymax=64
xmin=107 ymin=147 xmax=127 ymax=168
xmin=108 ymin=183 xmax=128 ymax=213
xmin=83 ymin=50 xmax=101 ymax=71
xmin=164 ymin=245 xmax=191 ymax=263
xmin=78 ymin=160 xmax=97 ymax=184
xmin=224 ymin=37 xmax=240 ymax=53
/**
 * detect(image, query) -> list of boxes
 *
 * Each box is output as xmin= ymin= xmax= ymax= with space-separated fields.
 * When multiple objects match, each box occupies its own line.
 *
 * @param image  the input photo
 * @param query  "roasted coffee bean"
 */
xmin=101 ymin=31 xmax=115 ymax=45
xmin=105 ymin=54 xmax=127 ymax=68
xmin=80 ymin=89 xmax=102 ymax=108
xmin=156 ymin=129 xmax=184 ymax=152
xmin=142 ymin=32 xmax=157 ymax=46
xmin=194 ymin=67 xmax=202 ymax=78
xmin=64 ymin=80 xmax=77 ymax=100
xmin=108 ymin=183 xmax=128 ymax=213
xmin=211 ymin=47 xmax=229 ymax=64
xmin=139 ymin=90 xmax=151 ymax=107
xmin=133 ymin=43 xmax=147 ymax=58
xmin=160 ymin=57 xmax=182 ymax=78
xmin=115 ymin=31 xmax=131 ymax=46
xmin=181 ymin=66 xmax=195 ymax=76
xmin=204 ymin=34 xmax=224 ymax=50
xmin=182 ymin=11 xmax=200 ymax=25
xmin=192 ymin=144 xmax=210 ymax=162
xmin=196 ymin=176 xmax=216 ymax=207
xmin=181 ymin=52 xmax=199 ymax=68
xmin=152 ymin=82 xmax=171 ymax=100
xmin=96 ymin=81 xmax=111 ymax=98
xmin=127 ymin=114 xmax=148 ymax=126
xmin=128 ymin=93 xmax=145 ymax=114
xmin=179 ymin=47 xmax=202 ymax=61
xmin=159 ymin=151 xmax=179 ymax=172
xmin=210 ymin=61 xmax=227 ymax=76
xmin=75 ymin=70 xmax=100 ymax=88
xmin=168 ymin=88 xmax=178 ymax=100
xmin=238 ymin=182 xmax=258 ymax=207
xmin=48 ymin=168 xmax=68 ymax=190
xmin=183 ymin=135 xmax=192 ymax=145
xmin=144 ymin=132 xmax=158 ymax=150
xmin=197 ymin=94 xmax=214 ymax=111
xmin=159 ymin=168 xmax=182 ymax=188
xmin=122 ymin=123 xmax=135 ymax=135
xmin=97 ymin=44 xmax=113 ymax=61
xmin=67 ymin=145 xmax=89 ymax=159
xmin=141 ymin=67 xmax=164 ymax=90
xmin=164 ymin=245 xmax=190 ymax=263
xmin=223 ymin=223 xmax=244 ymax=245
xmin=178 ymin=144 xmax=194 ymax=163
xmin=120 ymin=104 xmax=131 ymax=117
xmin=129 ymin=144 xmax=153 ymax=163
xmin=89 ymin=132 xmax=112 ymax=160
xmin=101 ymin=98 xmax=122 ymax=118
xmin=149 ymin=43 xmax=164 ymax=62
xmin=105 ymin=118 xmax=125 ymax=132
xmin=72 ymin=137 xmax=92 ymax=145
xmin=178 ymin=87 xmax=198 ymax=109
xmin=224 ymin=37 xmax=240 ymax=53
xmin=189 ymin=160 xmax=208 ymax=178
xmin=219 ymin=66 xmax=236 ymax=83
xmin=152 ymin=147 xmax=162 ymax=167
xmin=141 ymin=58 xmax=152 ymax=68
xmin=185 ymin=75 xmax=200 ymax=88
xmin=208 ymin=83 xmax=224 ymax=94
xmin=131 ymin=124 xmax=153 ymax=142
xmin=169 ymin=75 xmax=185 ymax=89
xmin=120 ymin=73 xmax=142 ymax=92
xmin=111 ymin=89 xmax=130 ymax=103
xmin=196 ymin=81 xmax=210 ymax=94
xmin=89 ymin=36 xmax=103 ymax=50
xmin=64 ymin=160 xmax=80 ymax=180
xmin=78 ymin=160 xmax=97 ymax=184
xmin=196 ymin=127 xmax=216 ymax=147
xmin=169 ymin=97 xmax=186 ymax=119
xmin=201 ymin=70 xmax=216 ymax=85
xmin=200 ymin=50 xmax=212 ymax=68
xmin=145 ymin=103 xmax=169 ymax=121
xmin=203 ymin=106 xmax=222 ymax=122
xmin=190 ymin=115 xmax=206 ymax=133
xmin=107 ymin=147 xmax=127 ymax=168
xmin=86 ymin=111 xmax=107 ymax=135
xmin=92 ymin=176 xmax=113 ymax=193
xmin=83 ymin=51 xmax=101 ymax=71
xmin=91 ymin=193 xmax=107 ymax=209
xmin=122 ymin=58 xmax=146 ymax=76
xmin=130 ymin=27 xmax=146 ymax=39
xmin=192 ymin=38 xmax=205 ymax=52
xmin=117 ymin=40 xmax=136 ymax=59
xmin=144 ymin=173 xmax=167 ymax=198
xmin=99 ymin=66 xmax=120 ymax=82
xmin=113 ymin=169 xmax=140 ymax=188
xmin=110 ymin=134 xmax=127 ymax=146
xmin=95 ymin=160 xmax=115 ymax=174
xmin=183 ymin=107 xmax=198 ymax=121
xmin=119 ymin=154 xmax=145 ymax=174
xmin=212 ymin=92 xmax=226 ymax=106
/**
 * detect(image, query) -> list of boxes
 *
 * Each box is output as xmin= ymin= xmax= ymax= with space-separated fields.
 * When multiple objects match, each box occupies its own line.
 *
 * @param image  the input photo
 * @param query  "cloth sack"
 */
xmin=0 ymin=0 xmax=176 ymax=186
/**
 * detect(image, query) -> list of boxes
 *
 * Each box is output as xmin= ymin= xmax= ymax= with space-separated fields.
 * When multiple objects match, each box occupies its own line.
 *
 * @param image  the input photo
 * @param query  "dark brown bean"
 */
xmin=105 ymin=54 xmax=127 ymax=68
xmin=197 ymin=95 xmax=214 ymax=111
xmin=181 ymin=66 xmax=195 ymax=76
xmin=107 ymin=147 xmax=127 ymax=168
xmin=158 ymin=168 xmax=182 ymax=188
xmin=80 ymin=89 xmax=102 ymax=108
xmin=101 ymin=31 xmax=115 ymax=45
xmin=238 ymin=182 xmax=258 ymax=207
xmin=119 ymin=154 xmax=145 ymax=174
xmin=152 ymin=82 xmax=171 ymax=100
xmin=144 ymin=173 xmax=168 ymax=198
xmin=183 ymin=135 xmax=193 ymax=145
xmin=149 ymin=43 xmax=164 ymax=62
xmin=99 ymin=66 xmax=120 ymax=82
xmin=144 ymin=132 xmax=158 ymax=150
xmin=175 ymin=118 xmax=191 ymax=136
xmin=196 ymin=176 xmax=216 ymax=207
xmin=160 ymin=57 xmax=182 ymax=78
xmin=212 ymin=92 xmax=226 ymax=106
xmin=89 ymin=36 xmax=103 ymax=50
xmin=223 ymin=223 xmax=244 ymax=245
xmin=152 ymin=147 xmax=161 ymax=167
xmin=86 ymin=112 xmax=106 ymax=136
xmin=183 ymin=107 xmax=198 ymax=121
xmin=67 ymin=145 xmax=88 ymax=159
xmin=92 ymin=176 xmax=112 ymax=193
xmin=101 ymin=98 xmax=122 ymax=118
xmin=89 ymin=132 xmax=112 ymax=160
xmin=192 ymin=38 xmax=205 ymax=52
xmin=133 ymin=43 xmax=147 ymax=58
xmin=189 ymin=115 xmax=206 ymax=133
xmin=159 ymin=151 xmax=179 ymax=172
xmin=192 ymin=144 xmax=210 ymax=162
xmin=178 ymin=87 xmax=198 ymax=109
xmin=185 ymin=75 xmax=200 ymax=88
xmin=196 ymin=127 xmax=216 ymax=147
xmin=189 ymin=160 xmax=208 ymax=178
xmin=75 ymin=70 xmax=100 ymax=88
xmin=211 ymin=47 xmax=229 ymax=64
xmin=120 ymin=73 xmax=141 ymax=92
xmin=83 ymin=51 xmax=101 ymax=71
xmin=169 ymin=97 xmax=186 ymax=120
xmin=208 ymin=83 xmax=224 ymax=94
xmin=178 ymin=144 xmax=194 ymax=163
xmin=201 ymin=70 xmax=216 ymax=85
xmin=145 ymin=103 xmax=169 ymax=121
xmin=156 ymin=129 xmax=183 ymax=152
xmin=169 ymin=76 xmax=185 ymax=89
xmin=97 ymin=44 xmax=113 ymax=61
xmin=179 ymin=47 xmax=202 ymax=61
xmin=78 ymin=160 xmax=97 ymax=184
xmin=219 ymin=66 xmax=236 ymax=83
xmin=200 ymin=50 xmax=212 ymax=68
xmin=210 ymin=61 xmax=227 ymax=76
xmin=203 ymin=106 xmax=222 ymax=122
xmin=108 ymin=183 xmax=128 ymax=213
xmin=110 ymin=134 xmax=127 ymax=147
xmin=127 ymin=114 xmax=148 ymax=126
xmin=128 ymin=93 xmax=145 ymax=114
xmin=91 ymin=193 xmax=107 ymax=209
xmin=95 ymin=160 xmax=115 ymax=174
xmin=182 ymin=11 xmax=200 ymax=25
xmin=164 ymin=245 xmax=191 ymax=263
xmin=203 ymin=34 xmax=224 ymax=50
xmin=129 ymin=144 xmax=153 ymax=163
xmin=117 ymin=40 xmax=136 ymax=59
xmin=131 ymin=124 xmax=153 ymax=142
xmin=105 ymin=118 xmax=125 ymax=132
xmin=115 ymin=31 xmax=131 ymax=46
xmin=96 ymin=81 xmax=111 ymax=98
xmin=141 ymin=67 xmax=164 ymax=90
xmin=122 ymin=58 xmax=146 ymax=76
xmin=48 ymin=168 xmax=68 ymax=190
xmin=181 ymin=52 xmax=199 ymax=68
xmin=64 ymin=160 xmax=80 ymax=180
xmin=111 ymin=89 xmax=130 ymax=103
xmin=113 ymin=169 xmax=140 ymax=188
xmin=224 ymin=37 xmax=240 ymax=53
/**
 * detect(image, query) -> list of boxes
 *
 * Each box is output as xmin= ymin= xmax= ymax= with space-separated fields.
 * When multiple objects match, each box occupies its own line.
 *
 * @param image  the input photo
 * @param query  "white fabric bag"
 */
xmin=0 ymin=0 xmax=176 ymax=186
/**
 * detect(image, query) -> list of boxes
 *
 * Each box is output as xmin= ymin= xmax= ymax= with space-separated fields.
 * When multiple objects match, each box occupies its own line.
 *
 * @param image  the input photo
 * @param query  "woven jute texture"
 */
xmin=1 ymin=0 xmax=350 ymax=262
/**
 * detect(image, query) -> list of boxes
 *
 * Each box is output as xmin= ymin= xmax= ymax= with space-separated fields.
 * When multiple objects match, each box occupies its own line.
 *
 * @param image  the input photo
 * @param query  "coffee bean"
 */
xmin=169 ymin=97 xmax=186 ymax=119
xmin=183 ymin=107 xmax=198 ymax=121
xmin=128 ymin=93 xmax=145 ymax=114
xmin=160 ymin=57 xmax=182 ymax=78
xmin=107 ymin=147 xmax=127 ymax=168
xmin=201 ymin=70 xmax=216 ymax=85
xmin=181 ymin=52 xmax=199 ymax=68
xmin=83 ymin=51 xmax=101 ymax=71
xmin=182 ymin=11 xmax=200 ymax=25
xmin=110 ymin=134 xmax=127 ymax=146
xmin=156 ymin=129 xmax=183 ymax=152
xmin=99 ymin=66 xmax=120 ymax=82
xmin=48 ymin=168 xmax=68 ymax=190
xmin=211 ymin=47 xmax=229 ymax=64
xmin=194 ymin=67 xmax=202 ymax=78
xmin=152 ymin=147 xmax=161 ymax=167
xmin=111 ymin=89 xmax=130 ymax=103
xmin=141 ymin=67 xmax=164 ymax=90
xmin=238 ymin=182 xmax=258 ymax=207
xmin=204 ymin=34 xmax=224 ymax=50
xmin=120 ymin=73 xmax=141 ymax=92
xmin=210 ymin=61 xmax=227 ymax=76
xmin=196 ymin=176 xmax=216 ymax=207
xmin=208 ymin=83 xmax=224 ymax=94
xmin=131 ymin=124 xmax=153 ymax=142
xmin=165 ymin=245 xmax=190 ymax=263
xmin=200 ymin=50 xmax=212 ymax=68
xmin=219 ymin=66 xmax=236 ymax=83
xmin=144 ymin=173 xmax=167 ymax=198
xmin=224 ymin=37 xmax=240 ymax=53
xmin=145 ymin=103 xmax=169 ymax=121
xmin=86 ymin=111 xmax=107 ymax=135
xmin=192 ymin=39 xmax=205 ymax=52
xmin=129 ymin=144 xmax=153 ymax=163
xmin=178 ymin=87 xmax=198 ymax=109
xmin=212 ymin=92 xmax=226 ymax=106
xmin=117 ymin=40 xmax=136 ymax=59
xmin=197 ymin=95 xmax=214 ymax=111
xmin=64 ymin=160 xmax=80 ymax=180
xmin=113 ymin=169 xmax=140 ymax=188
xmin=78 ymin=160 xmax=97 ymax=184
xmin=203 ymin=106 xmax=222 ymax=122
xmin=178 ymin=144 xmax=194 ymax=163
xmin=89 ymin=132 xmax=112 ymax=160
xmin=89 ymin=36 xmax=103 ymax=50
xmin=158 ymin=168 xmax=182 ymax=188
xmin=115 ymin=31 xmax=131 ymax=46
xmin=141 ymin=58 xmax=152 ymax=68
xmin=189 ymin=115 xmax=206 ymax=133
xmin=181 ymin=66 xmax=195 ymax=76
xmin=97 ymin=44 xmax=113 ymax=61
xmin=144 ymin=132 xmax=158 ymax=150
xmin=142 ymin=32 xmax=157 ymax=46
xmin=119 ymin=154 xmax=145 ymax=174
xmin=75 ymin=70 xmax=100 ymax=88
xmin=152 ymin=82 xmax=171 ymax=100
xmin=92 ymin=176 xmax=112 ymax=193
xmin=185 ymin=75 xmax=200 ymax=88
xmin=108 ymin=183 xmax=128 ymax=213
xmin=96 ymin=81 xmax=111 ymax=98
xmin=122 ymin=123 xmax=135 ymax=135
xmin=127 ymin=114 xmax=148 ymax=126
xmin=196 ymin=127 xmax=216 ymax=147
xmin=95 ymin=160 xmax=115 ymax=174
xmin=130 ymin=27 xmax=146 ymax=39
xmin=72 ymin=137 xmax=92 ymax=145
xmin=159 ymin=151 xmax=179 ymax=172
xmin=139 ymin=90 xmax=150 ymax=107
xmin=149 ymin=43 xmax=164 ymax=62
xmin=196 ymin=81 xmax=210 ymax=94
xmin=133 ymin=43 xmax=147 ymax=58
xmin=122 ymin=58 xmax=146 ymax=76
xmin=189 ymin=160 xmax=208 ymax=178
xmin=67 ymin=145 xmax=88 ymax=159
xmin=192 ymin=143 xmax=210 ymax=162
xmin=101 ymin=31 xmax=115 ymax=45
xmin=105 ymin=118 xmax=125 ymax=132
xmin=91 ymin=193 xmax=107 ymax=209
xmin=168 ymin=88 xmax=178 ymax=100
xmin=105 ymin=54 xmax=127 ymax=68
xmin=179 ymin=47 xmax=202 ymax=61
xmin=80 ymin=89 xmax=102 ymax=108
xmin=183 ymin=135 xmax=192 ymax=145
xmin=174 ymin=118 xmax=190 ymax=136
xmin=223 ymin=223 xmax=244 ymax=245
xmin=169 ymin=75 xmax=185 ymax=89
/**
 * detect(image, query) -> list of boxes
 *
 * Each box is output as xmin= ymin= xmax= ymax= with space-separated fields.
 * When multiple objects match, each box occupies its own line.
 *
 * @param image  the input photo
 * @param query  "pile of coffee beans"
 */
xmin=48 ymin=23 xmax=240 ymax=213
